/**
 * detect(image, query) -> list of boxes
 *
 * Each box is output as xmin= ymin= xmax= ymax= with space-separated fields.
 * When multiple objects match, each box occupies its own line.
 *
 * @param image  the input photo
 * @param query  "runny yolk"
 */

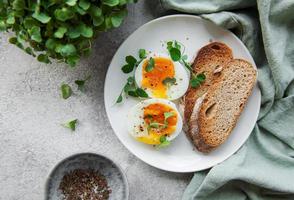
xmin=136 ymin=103 xmax=178 ymax=145
xmin=141 ymin=57 xmax=175 ymax=98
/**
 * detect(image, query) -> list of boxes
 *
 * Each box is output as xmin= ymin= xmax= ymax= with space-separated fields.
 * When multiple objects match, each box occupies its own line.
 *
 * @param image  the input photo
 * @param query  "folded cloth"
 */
xmin=160 ymin=0 xmax=294 ymax=199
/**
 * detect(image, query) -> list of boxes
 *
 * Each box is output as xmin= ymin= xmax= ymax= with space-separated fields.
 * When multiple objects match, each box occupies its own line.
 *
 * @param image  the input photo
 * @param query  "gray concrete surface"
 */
xmin=0 ymin=1 xmax=192 ymax=199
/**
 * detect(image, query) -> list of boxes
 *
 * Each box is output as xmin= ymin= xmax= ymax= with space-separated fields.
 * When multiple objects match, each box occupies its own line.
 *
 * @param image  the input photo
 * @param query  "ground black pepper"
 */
xmin=59 ymin=169 xmax=111 ymax=200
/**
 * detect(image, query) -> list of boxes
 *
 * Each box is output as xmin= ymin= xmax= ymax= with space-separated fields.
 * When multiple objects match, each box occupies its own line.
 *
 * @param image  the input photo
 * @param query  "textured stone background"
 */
xmin=0 ymin=1 xmax=192 ymax=199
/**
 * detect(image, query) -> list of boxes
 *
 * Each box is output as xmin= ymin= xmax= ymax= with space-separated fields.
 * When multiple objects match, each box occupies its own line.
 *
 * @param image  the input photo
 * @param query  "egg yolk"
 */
xmin=136 ymin=103 xmax=177 ymax=145
xmin=141 ymin=57 xmax=175 ymax=98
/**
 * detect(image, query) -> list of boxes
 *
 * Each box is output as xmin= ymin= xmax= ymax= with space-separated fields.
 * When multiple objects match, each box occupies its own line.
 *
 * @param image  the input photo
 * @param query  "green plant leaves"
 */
xmin=111 ymin=10 xmax=127 ymax=27
xmin=67 ymin=23 xmax=93 ymax=39
xmin=54 ymin=27 xmax=67 ymax=38
xmin=37 ymin=54 xmax=50 ymax=64
xmin=79 ymin=0 xmax=91 ymax=10
xmin=66 ymin=55 xmax=80 ymax=67
xmin=89 ymin=5 xmax=102 ymax=17
xmin=28 ymin=26 xmax=42 ymax=42
xmin=0 ymin=21 xmax=6 ymax=31
xmin=102 ymin=0 xmax=120 ymax=6
xmin=80 ymin=25 xmax=93 ymax=38
xmin=56 ymin=44 xmax=77 ymax=57
xmin=12 ymin=0 xmax=25 ymax=10
xmin=54 ymin=8 xmax=74 ymax=21
xmin=32 ymin=12 xmax=51 ymax=24
xmin=0 ymin=0 xmax=137 ymax=67
xmin=23 ymin=17 xmax=39 ymax=29
xmin=6 ymin=13 xmax=15 ymax=25
xmin=66 ymin=0 xmax=78 ymax=6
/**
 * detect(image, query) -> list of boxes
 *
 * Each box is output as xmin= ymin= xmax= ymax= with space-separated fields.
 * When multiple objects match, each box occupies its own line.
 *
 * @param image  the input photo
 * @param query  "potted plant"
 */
xmin=0 ymin=0 xmax=137 ymax=66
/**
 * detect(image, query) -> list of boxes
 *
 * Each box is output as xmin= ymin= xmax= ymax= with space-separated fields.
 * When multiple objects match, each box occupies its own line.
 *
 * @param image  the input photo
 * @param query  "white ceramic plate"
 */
xmin=104 ymin=15 xmax=260 ymax=172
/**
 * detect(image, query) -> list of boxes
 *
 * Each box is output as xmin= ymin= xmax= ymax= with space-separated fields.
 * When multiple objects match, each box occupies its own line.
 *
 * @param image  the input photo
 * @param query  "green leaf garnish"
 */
xmin=116 ymin=94 xmax=123 ymax=103
xmin=128 ymin=90 xmax=138 ymax=97
xmin=174 ymin=41 xmax=181 ymax=50
xmin=167 ymin=41 xmax=173 ymax=50
xmin=158 ymin=136 xmax=170 ymax=148
xmin=121 ymin=64 xmax=133 ymax=73
xmin=127 ymin=77 xmax=135 ymax=84
xmin=149 ymin=122 xmax=160 ymax=129
xmin=162 ymin=77 xmax=176 ymax=86
xmin=126 ymin=55 xmax=137 ymax=66
xmin=182 ymin=54 xmax=188 ymax=60
xmin=62 ymin=119 xmax=78 ymax=131
xmin=139 ymin=49 xmax=147 ymax=59
xmin=181 ymin=59 xmax=193 ymax=72
xmin=166 ymin=40 xmax=206 ymax=88
xmin=124 ymin=83 xmax=134 ymax=93
xmin=61 ymin=84 xmax=72 ymax=99
xmin=190 ymin=73 xmax=206 ymax=88
xmin=117 ymin=49 xmax=149 ymax=103
xmin=148 ymin=122 xmax=167 ymax=130
xmin=164 ymin=112 xmax=175 ymax=120
xmin=169 ymin=48 xmax=181 ymax=61
xmin=145 ymin=57 xmax=155 ymax=72
xmin=121 ymin=56 xmax=137 ymax=73
xmin=74 ymin=75 xmax=91 ymax=91
xmin=196 ymin=73 xmax=206 ymax=81
xmin=136 ymin=88 xmax=148 ymax=98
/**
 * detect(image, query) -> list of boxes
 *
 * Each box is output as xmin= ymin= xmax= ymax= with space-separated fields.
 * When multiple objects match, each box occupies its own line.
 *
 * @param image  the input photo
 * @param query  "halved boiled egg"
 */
xmin=135 ymin=54 xmax=189 ymax=100
xmin=127 ymin=98 xmax=183 ymax=145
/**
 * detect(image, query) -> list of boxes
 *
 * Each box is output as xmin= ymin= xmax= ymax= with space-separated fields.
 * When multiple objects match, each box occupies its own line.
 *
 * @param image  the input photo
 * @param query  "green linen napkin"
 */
xmin=161 ymin=0 xmax=294 ymax=199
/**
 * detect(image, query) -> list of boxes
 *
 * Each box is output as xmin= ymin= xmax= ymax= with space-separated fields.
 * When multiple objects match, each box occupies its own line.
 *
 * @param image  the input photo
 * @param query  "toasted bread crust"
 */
xmin=183 ymin=42 xmax=233 ymax=141
xmin=196 ymin=59 xmax=257 ymax=152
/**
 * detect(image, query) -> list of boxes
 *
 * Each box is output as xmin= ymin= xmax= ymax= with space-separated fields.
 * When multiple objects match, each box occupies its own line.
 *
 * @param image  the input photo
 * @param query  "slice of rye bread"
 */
xmin=182 ymin=42 xmax=233 ymax=138
xmin=192 ymin=59 xmax=257 ymax=153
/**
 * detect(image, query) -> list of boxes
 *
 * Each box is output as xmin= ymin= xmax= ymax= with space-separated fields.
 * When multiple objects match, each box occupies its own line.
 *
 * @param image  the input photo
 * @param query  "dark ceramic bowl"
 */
xmin=45 ymin=153 xmax=129 ymax=200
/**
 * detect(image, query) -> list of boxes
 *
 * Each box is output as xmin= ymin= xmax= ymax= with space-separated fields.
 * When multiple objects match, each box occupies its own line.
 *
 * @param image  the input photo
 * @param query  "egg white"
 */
xmin=127 ymin=98 xmax=183 ymax=143
xmin=135 ymin=53 xmax=190 ymax=101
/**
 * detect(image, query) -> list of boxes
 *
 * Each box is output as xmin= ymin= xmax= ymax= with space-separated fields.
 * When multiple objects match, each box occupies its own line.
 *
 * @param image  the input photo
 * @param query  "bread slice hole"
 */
xmin=205 ymin=103 xmax=216 ymax=118
xmin=211 ymin=45 xmax=220 ymax=50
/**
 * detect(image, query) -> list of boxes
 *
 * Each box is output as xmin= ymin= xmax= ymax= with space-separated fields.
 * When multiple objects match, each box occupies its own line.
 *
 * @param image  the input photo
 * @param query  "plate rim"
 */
xmin=104 ymin=14 xmax=261 ymax=173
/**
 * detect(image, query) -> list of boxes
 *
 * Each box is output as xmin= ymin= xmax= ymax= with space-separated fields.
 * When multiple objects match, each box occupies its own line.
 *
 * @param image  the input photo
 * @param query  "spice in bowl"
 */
xmin=59 ymin=169 xmax=111 ymax=200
